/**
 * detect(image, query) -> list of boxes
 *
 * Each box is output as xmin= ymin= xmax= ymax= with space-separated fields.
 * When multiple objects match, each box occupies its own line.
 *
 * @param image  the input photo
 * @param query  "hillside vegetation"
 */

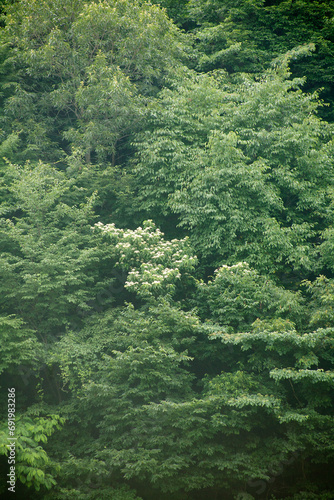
xmin=0 ymin=1 xmax=334 ymax=499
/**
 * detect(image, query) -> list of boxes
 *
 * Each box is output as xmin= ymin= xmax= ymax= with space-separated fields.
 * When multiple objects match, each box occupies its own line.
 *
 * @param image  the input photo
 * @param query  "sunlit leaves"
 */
xmin=0 ymin=413 xmax=64 ymax=491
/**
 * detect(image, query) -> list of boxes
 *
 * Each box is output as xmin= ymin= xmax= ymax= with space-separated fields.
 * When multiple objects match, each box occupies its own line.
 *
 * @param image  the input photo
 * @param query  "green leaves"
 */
xmin=0 ymin=1 xmax=334 ymax=498
xmin=270 ymin=368 xmax=334 ymax=384
xmin=187 ymin=0 xmax=334 ymax=119
xmin=196 ymin=262 xmax=304 ymax=332
xmin=303 ymin=276 xmax=334 ymax=329
xmin=64 ymin=55 xmax=143 ymax=163
xmin=0 ymin=413 xmax=64 ymax=491
xmin=132 ymin=65 xmax=334 ymax=279
xmin=0 ymin=314 xmax=41 ymax=375
xmin=0 ymin=0 xmax=188 ymax=165
xmin=0 ymin=162 xmax=107 ymax=336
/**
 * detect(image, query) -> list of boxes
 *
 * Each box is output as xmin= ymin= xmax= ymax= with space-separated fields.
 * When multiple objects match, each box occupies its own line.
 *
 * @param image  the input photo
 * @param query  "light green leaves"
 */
xmin=0 ymin=413 xmax=64 ymax=491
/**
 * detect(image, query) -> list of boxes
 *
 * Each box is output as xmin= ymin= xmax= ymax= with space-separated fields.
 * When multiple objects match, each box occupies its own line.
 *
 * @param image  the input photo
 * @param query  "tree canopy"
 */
xmin=0 ymin=1 xmax=333 ymax=499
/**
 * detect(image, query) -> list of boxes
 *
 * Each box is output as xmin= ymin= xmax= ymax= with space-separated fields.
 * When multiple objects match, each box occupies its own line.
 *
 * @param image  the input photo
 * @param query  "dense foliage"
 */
xmin=0 ymin=1 xmax=333 ymax=499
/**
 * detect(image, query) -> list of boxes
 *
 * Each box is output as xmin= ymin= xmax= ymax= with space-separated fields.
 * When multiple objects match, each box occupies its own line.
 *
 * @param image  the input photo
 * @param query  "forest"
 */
xmin=0 ymin=0 xmax=334 ymax=498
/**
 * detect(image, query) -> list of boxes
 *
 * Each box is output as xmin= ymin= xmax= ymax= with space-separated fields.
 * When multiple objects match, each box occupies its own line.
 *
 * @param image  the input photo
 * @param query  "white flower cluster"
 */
xmin=93 ymin=220 xmax=197 ymax=298
xmin=215 ymin=262 xmax=251 ymax=277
